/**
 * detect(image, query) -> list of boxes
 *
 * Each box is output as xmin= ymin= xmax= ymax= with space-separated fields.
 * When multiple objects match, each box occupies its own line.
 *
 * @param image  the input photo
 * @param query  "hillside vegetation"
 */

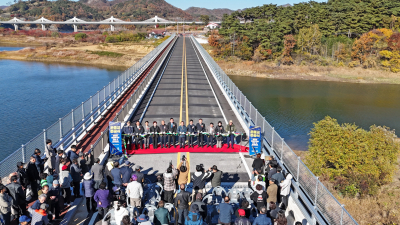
xmin=185 ymin=7 xmax=233 ymax=21
xmin=209 ymin=0 xmax=400 ymax=72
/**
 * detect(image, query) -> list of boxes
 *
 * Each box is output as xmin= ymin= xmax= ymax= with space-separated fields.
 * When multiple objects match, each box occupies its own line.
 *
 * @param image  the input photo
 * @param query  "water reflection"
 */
xmin=229 ymin=76 xmax=400 ymax=151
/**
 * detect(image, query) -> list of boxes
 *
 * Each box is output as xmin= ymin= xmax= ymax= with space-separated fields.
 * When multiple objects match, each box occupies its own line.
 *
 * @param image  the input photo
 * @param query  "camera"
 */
xmin=182 ymin=155 xmax=186 ymax=161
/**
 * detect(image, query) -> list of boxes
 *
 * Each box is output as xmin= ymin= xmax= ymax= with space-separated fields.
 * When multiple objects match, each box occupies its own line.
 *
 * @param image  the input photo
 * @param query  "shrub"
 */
xmin=305 ymin=116 xmax=400 ymax=196
xmin=74 ymin=33 xmax=87 ymax=41
xmin=51 ymin=32 xmax=60 ymax=38
xmin=88 ymin=50 xmax=123 ymax=57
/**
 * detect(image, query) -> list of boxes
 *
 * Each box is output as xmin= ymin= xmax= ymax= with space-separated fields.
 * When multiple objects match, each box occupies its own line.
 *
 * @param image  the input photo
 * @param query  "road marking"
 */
xmin=177 ymin=151 xmax=181 ymax=166
xmin=187 ymin=152 xmax=191 ymax=183
xmin=180 ymin=37 xmax=185 ymax=122
xmin=185 ymin=37 xmax=189 ymax=123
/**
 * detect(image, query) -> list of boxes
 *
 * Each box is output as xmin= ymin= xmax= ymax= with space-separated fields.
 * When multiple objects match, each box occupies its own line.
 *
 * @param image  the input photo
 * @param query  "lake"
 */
xmin=229 ymin=76 xmax=400 ymax=151
xmin=0 ymin=56 xmax=123 ymax=159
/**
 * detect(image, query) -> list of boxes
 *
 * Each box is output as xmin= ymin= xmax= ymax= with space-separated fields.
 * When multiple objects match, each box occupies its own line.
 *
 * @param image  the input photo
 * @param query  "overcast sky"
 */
xmin=0 ymin=0 xmax=327 ymax=10
xmin=166 ymin=0 xmax=327 ymax=10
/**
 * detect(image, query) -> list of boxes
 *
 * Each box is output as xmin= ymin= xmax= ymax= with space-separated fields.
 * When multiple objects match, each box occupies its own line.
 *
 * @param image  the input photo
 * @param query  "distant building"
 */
xmin=206 ymin=22 xmax=219 ymax=29
xmin=148 ymin=29 xmax=166 ymax=38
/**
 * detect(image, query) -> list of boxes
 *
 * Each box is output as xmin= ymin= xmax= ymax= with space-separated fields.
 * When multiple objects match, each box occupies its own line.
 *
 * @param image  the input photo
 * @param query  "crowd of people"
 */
xmin=121 ymin=118 xmax=238 ymax=149
xmin=0 ymin=135 xmax=298 ymax=225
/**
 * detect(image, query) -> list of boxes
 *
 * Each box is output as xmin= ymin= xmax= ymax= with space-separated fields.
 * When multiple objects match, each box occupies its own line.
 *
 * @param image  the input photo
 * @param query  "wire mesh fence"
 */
xmin=0 ymin=35 xmax=175 ymax=180
xmin=191 ymin=36 xmax=358 ymax=225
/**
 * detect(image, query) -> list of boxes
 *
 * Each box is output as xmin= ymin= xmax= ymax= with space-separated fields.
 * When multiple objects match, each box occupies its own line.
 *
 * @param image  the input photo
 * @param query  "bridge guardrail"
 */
xmin=91 ymin=36 xmax=178 ymax=158
xmin=0 ymin=35 xmax=175 ymax=179
xmin=191 ymin=36 xmax=358 ymax=225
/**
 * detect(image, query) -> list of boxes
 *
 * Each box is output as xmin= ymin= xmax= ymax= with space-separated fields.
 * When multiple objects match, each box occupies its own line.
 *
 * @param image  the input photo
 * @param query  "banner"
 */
xmin=249 ymin=126 xmax=262 ymax=156
xmin=109 ymin=122 xmax=123 ymax=155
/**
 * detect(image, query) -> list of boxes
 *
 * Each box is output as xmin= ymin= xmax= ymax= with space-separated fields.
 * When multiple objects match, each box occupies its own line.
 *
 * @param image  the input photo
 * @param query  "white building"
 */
xmin=206 ymin=22 xmax=219 ymax=29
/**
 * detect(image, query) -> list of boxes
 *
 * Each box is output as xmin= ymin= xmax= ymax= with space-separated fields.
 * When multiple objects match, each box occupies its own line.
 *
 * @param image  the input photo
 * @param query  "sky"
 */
xmin=166 ymin=0 xmax=327 ymax=10
xmin=0 ymin=0 xmax=327 ymax=9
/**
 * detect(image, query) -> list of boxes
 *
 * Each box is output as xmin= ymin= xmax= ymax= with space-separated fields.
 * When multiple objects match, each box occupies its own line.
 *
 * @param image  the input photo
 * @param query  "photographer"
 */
xmin=163 ymin=164 xmax=177 ymax=204
xmin=208 ymin=165 xmax=223 ymax=188
xmin=191 ymin=164 xmax=212 ymax=196
xmin=177 ymin=155 xmax=190 ymax=187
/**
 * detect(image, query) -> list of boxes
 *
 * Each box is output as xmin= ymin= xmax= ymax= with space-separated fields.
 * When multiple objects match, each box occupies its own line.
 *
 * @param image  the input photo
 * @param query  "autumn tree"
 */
xmin=351 ymin=33 xmax=373 ymax=65
xmin=297 ymin=24 xmax=322 ymax=55
xmin=281 ymin=35 xmax=296 ymax=65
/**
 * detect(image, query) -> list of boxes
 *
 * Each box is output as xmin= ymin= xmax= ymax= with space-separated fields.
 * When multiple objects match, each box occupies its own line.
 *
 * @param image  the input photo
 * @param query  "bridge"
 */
xmin=0 ymin=35 xmax=358 ymax=225
xmin=0 ymin=15 xmax=234 ymax=32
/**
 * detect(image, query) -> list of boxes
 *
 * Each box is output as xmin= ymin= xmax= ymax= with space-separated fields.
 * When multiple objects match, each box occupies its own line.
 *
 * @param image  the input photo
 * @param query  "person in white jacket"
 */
xmin=114 ymin=201 xmax=129 ymax=225
xmin=279 ymin=173 xmax=292 ymax=210
xmin=127 ymin=175 xmax=143 ymax=209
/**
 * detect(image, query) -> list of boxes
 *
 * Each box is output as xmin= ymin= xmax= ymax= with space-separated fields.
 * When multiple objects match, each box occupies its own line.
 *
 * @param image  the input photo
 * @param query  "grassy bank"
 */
xmin=0 ymin=32 xmax=155 ymax=69
xmin=215 ymin=59 xmax=400 ymax=85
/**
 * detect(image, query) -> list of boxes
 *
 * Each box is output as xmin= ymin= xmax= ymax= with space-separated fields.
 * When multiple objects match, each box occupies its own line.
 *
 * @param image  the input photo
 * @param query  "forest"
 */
xmin=209 ymin=0 xmax=400 ymax=72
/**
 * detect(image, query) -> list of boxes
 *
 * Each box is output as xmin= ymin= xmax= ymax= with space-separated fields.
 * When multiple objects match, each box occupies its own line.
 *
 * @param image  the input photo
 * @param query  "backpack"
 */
xmin=180 ymin=161 xmax=187 ymax=172
xmin=186 ymin=213 xmax=202 ymax=225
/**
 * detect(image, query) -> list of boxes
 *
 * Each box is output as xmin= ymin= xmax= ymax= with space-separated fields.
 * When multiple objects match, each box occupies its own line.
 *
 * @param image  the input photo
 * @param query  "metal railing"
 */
xmin=0 ymin=35 xmax=175 ymax=179
xmin=191 ymin=36 xmax=358 ymax=225
xmin=91 ymin=36 xmax=178 ymax=158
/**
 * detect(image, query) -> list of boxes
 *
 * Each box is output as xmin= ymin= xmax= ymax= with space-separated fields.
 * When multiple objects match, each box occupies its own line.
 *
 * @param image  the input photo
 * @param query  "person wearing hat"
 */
xmin=234 ymin=209 xmax=251 ymax=225
xmin=59 ymin=165 xmax=72 ymax=206
xmin=137 ymin=214 xmax=152 ymax=225
xmin=190 ymin=193 xmax=207 ymax=220
xmin=132 ymin=165 xmax=144 ymax=185
xmin=266 ymin=179 xmax=278 ymax=210
xmin=120 ymin=161 xmax=133 ymax=187
xmin=16 ymin=162 xmax=28 ymax=189
xmin=150 ymin=121 xmax=161 ymax=149
xmin=208 ymin=165 xmax=223 ymax=188
xmin=19 ymin=215 xmax=31 ymax=225
xmin=49 ymin=180 xmax=61 ymax=219
xmin=82 ymin=172 xmax=96 ymax=213
xmin=127 ymin=174 xmax=142 ymax=209
xmin=28 ymin=203 xmax=50 ymax=225
xmin=226 ymin=120 xmax=236 ymax=149
xmin=185 ymin=204 xmax=203 ymax=225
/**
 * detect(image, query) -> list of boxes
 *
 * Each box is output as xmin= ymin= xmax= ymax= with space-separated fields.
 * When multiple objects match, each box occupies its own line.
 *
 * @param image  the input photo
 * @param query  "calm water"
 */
xmin=230 ymin=76 xmax=400 ymax=150
xmin=0 ymin=59 xmax=122 ymax=159
xmin=0 ymin=46 xmax=25 ymax=51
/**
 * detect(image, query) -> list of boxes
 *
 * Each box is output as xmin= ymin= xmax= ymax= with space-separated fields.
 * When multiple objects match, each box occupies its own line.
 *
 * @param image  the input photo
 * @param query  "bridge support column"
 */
xmin=13 ymin=24 xmax=18 ymax=31
xmin=110 ymin=25 xmax=115 ymax=32
xmin=73 ymin=25 xmax=78 ymax=32
xmin=41 ymin=24 xmax=46 ymax=31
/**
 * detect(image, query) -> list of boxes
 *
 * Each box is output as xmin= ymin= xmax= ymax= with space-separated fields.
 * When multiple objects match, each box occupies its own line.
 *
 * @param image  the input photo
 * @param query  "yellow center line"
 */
xmin=179 ymin=37 xmax=185 ymax=122
xmin=185 ymin=37 xmax=189 ymax=123
xmin=187 ymin=152 xmax=191 ymax=183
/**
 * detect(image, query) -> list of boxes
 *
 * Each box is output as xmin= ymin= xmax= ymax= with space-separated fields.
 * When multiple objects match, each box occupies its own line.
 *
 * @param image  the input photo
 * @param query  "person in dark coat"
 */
xmin=94 ymin=182 xmax=112 ymax=219
xmin=167 ymin=118 xmax=177 ymax=148
xmin=252 ymin=153 xmax=264 ymax=176
xmin=16 ymin=162 xmax=28 ymax=189
xmin=215 ymin=121 xmax=225 ymax=148
xmin=120 ymin=161 xmax=133 ymax=187
xmin=159 ymin=120 xmax=168 ymax=148
xmin=190 ymin=193 xmax=207 ymax=220
xmin=195 ymin=119 xmax=206 ymax=148
xmin=82 ymin=172 xmax=97 ymax=213
xmin=187 ymin=120 xmax=197 ymax=148
xmin=134 ymin=121 xmax=144 ymax=150
xmin=235 ymin=200 xmax=250 ymax=219
xmin=70 ymin=159 xmax=82 ymax=198
xmin=49 ymin=180 xmax=61 ymax=219
xmin=91 ymin=158 xmax=104 ymax=190
xmin=6 ymin=175 xmax=26 ymax=216
xmin=55 ymin=150 xmax=64 ymax=176
xmin=251 ymin=184 xmax=267 ymax=211
xmin=174 ymin=184 xmax=190 ymax=225
xmin=33 ymin=148 xmax=44 ymax=174
xmin=78 ymin=152 xmax=89 ymax=175
xmin=150 ymin=121 xmax=161 ymax=149
xmin=122 ymin=121 xmax=134 ymax=146
xmin=27 ymin=156 xmax=40 ymax=199
xmin=132 ymin=165 xmax=144 ymax=184
xmin=177 ymin=121 xmax=187 ymax=149
xmin=67 ymin=145 xmax=79 ymax=164
xmin=234 ymin=209 xmax=251 ymax=225
xmin=111 ymin=161 xmax=122 ymax=188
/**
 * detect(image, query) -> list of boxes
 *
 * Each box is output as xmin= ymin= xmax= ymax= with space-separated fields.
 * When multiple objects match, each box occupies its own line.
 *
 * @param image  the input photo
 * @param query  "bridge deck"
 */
xmin=127 ymin=36 xmax=249 ymax=182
